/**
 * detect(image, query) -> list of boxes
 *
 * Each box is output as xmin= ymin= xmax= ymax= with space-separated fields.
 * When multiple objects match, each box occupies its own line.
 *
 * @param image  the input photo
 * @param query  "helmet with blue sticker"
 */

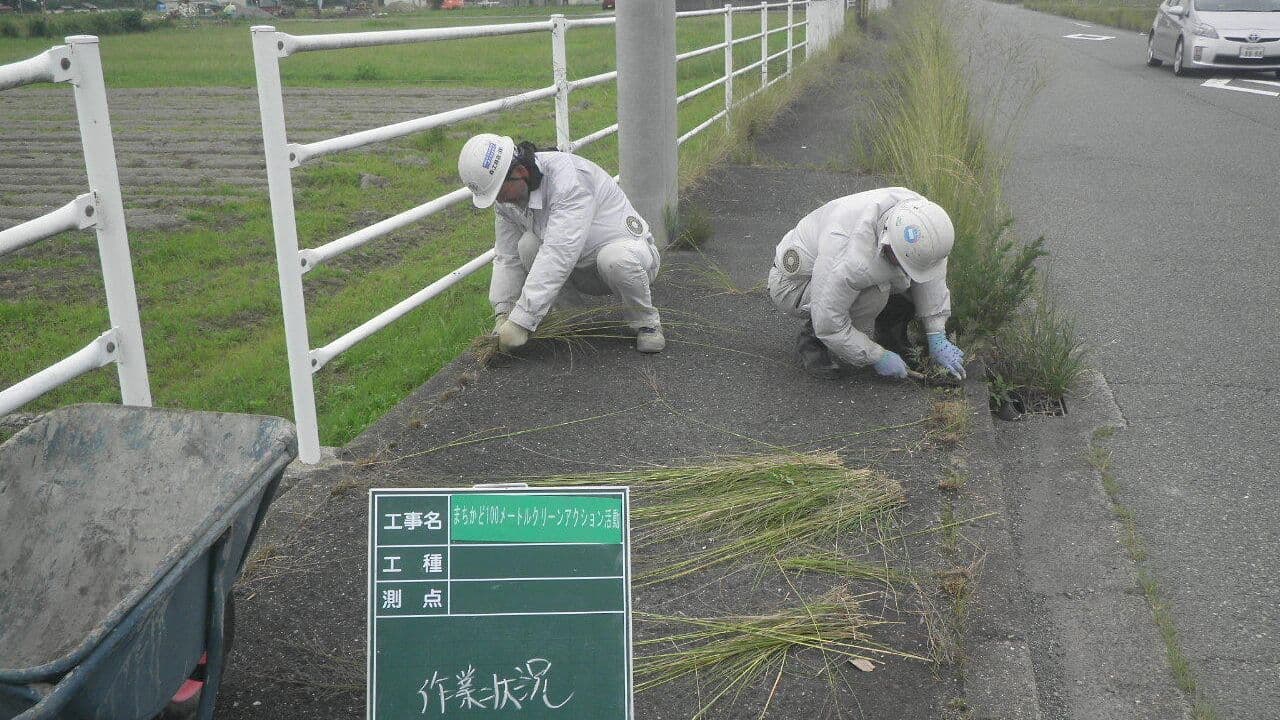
xmin=458 ymin=133 xmax=516 ymax=208
xmin=878 ymin=197 xmax=954 ymax=283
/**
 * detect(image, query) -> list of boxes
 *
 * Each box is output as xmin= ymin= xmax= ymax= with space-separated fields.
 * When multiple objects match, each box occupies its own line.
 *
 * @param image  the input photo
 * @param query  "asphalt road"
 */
xmin=972 ymin=3 xmax=1280 ymax=718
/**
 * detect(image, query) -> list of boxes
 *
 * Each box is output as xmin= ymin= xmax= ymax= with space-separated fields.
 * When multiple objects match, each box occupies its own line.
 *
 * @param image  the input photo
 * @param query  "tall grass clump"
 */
xmin=867 ymin=0 xmax=1044 ymax=341
xmin=533 ymin=452 xmax=906 ymax=584
xmin=986 ymin=288 xmax=1089 ymax=401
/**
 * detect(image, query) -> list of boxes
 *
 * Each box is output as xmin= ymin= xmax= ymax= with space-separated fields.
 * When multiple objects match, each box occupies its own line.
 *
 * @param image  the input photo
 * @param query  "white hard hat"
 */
xmin=458 ymin=133 xmax=516 ymax=208
xmin=878 ymin=197 xmax=954 ymax=283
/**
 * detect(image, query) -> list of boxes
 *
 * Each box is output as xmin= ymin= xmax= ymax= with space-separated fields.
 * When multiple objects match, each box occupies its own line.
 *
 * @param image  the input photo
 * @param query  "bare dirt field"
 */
xmin=0 ymin=85 xmax=506 ymax=232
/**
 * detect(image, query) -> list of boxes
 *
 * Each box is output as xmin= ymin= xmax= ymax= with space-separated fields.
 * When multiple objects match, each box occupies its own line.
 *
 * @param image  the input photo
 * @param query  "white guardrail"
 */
xmin=0 ymin=35 xmax=152 ymax=417
xmin=253 ymin=0 xmax=846 ymax=463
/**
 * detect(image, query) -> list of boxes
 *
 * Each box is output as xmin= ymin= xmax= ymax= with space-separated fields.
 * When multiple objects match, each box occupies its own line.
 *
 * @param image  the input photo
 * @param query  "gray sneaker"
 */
xmin=636 ymin=326 xmax=666 ymax=353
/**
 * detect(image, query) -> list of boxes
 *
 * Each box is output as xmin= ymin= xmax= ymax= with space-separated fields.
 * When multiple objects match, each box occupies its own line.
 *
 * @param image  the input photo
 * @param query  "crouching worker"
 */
xmin=458 ymin=133 xmax=665 ymax=354
xmin=768 ymin=187 xmax=967 ymax=380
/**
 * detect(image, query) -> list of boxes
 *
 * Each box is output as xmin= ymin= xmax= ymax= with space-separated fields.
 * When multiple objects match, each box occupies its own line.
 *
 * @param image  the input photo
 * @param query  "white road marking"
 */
xmin=1071 ymin=21 xmax=1092 ymax=27
xmin=1201 ymin=77 xmax=1280 ymax=96
xmin=1064 ymin=33 xmax=1115 ymax=41
xmin=1239 ymin=78 xmax=1280 ymax=88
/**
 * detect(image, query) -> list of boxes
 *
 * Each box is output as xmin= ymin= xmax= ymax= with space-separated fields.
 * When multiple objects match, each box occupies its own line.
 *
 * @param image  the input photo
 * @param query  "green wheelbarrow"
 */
xmin=0 ymin=404 xmax=297 ymax=720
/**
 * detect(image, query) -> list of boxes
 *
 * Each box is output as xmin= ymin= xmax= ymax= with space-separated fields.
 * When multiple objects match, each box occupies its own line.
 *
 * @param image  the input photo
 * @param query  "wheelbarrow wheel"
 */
xmin=157 ymin=595 xmax=236 ymax=720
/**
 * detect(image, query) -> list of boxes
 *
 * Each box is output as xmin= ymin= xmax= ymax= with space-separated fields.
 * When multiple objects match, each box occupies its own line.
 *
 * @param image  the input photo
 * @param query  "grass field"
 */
xmin=1 ymin=7 xmax=837 ymax=445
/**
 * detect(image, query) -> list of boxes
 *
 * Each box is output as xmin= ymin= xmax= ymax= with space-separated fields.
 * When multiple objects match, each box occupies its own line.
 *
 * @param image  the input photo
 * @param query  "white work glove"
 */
xmin=491 ymin=312 xmax=508 ymax=335
xmin=872 ymin=350 xmax=909 ymax=379
xmin=497 ymin=319 xmax=529 ymax=353
xmin=927 ymin=332 xmax=967 ymax=380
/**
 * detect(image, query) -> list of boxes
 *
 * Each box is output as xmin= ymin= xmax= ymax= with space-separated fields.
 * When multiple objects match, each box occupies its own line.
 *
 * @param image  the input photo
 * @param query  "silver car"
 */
xmin=1147 ymin=0 xmax=1280 ymax=76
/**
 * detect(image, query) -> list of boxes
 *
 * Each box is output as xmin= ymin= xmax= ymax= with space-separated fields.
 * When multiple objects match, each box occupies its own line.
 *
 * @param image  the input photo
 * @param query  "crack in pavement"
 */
xmin=1105 ymin=379 xmax=1280 ymax=393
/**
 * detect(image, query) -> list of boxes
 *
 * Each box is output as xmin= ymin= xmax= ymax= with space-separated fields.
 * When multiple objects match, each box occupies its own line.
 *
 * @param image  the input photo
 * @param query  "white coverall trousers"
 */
xmin=767 ymin=266 xmax=910 ymax=339
xmin=518 ymin=230 xmax=661 ymax=329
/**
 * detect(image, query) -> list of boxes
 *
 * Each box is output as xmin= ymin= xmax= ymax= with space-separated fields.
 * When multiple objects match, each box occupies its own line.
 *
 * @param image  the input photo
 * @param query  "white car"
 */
xmin=1147 ymin=0 xmax=1280 ymax=76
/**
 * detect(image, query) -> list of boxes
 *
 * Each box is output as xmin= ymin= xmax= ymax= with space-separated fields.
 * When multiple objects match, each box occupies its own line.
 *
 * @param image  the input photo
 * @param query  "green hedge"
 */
xmin=0 ymin=10 xmax=165 ymax=39
xmin=1019 ymin=1 xmax=1157 ymax=32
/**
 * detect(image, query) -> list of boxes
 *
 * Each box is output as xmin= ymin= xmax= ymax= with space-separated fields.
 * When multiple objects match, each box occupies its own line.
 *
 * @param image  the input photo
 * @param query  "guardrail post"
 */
xmin=806 ymin=0 xmax=814 ymax=59
xmin=786 ymin=0 xmax=794 ymax=76
xmin=616 ymin=0 xmax=677 ymax=244
xmin=760 ymin=1 xmax=769 ymax=88
xmin=551 ymin=14 xmax=571 ymax=151
xmin=252 ymin=25 xmax=321 ymax=464
xmin=724 ymin=4 xmax=734 ymax=127
xmin=66 ymin=35 xmax=151 ymax=408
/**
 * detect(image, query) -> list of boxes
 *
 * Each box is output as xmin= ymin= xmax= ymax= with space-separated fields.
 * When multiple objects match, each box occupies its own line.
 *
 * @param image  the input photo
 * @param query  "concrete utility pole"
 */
xmin=615 ymin=0 xmax=677 ymax=244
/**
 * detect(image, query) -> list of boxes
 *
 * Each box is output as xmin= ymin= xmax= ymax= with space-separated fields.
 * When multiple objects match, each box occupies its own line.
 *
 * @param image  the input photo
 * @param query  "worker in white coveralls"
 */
xmin=768 ymin=187 xmax=967 ymax=380
xmin=457 ymin=133 xmax=665 ymax=354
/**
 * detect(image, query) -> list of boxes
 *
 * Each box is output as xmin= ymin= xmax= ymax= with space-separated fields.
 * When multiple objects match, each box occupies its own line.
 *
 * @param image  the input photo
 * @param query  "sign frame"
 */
xmin=366 ymin=486 xmax=633 ymax=720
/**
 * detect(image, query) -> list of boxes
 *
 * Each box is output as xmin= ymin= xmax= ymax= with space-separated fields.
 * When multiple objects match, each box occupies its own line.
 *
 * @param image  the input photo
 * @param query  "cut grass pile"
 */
xmin=533 ymin=451 xmax=906 ymax=584
xmin=468 ymin=305 xmax=729 ymax=366
xmin=530 ymin=452 xmax=925 ymax=718
xmin=635 ymin=587 xmax=924 ymax=718
xmin=777 ymin=549 xmax=908 ymax=585
xmin=1 ymin=6 xmax=855 ymax=444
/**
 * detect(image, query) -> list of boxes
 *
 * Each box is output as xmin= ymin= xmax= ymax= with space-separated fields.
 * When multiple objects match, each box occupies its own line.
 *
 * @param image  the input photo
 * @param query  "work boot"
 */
xmin=795 ymin=320 xmax=841 ymax=378
xmin=636 ymin=326 xmax=665 ymax=353
xmin=874 ymin=293 xmax=922 ymax=368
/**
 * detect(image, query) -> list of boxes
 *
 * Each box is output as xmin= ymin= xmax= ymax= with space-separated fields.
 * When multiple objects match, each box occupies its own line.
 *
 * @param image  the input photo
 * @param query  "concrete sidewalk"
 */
xmin=215 ymin=33 xmax=1026 ymax=720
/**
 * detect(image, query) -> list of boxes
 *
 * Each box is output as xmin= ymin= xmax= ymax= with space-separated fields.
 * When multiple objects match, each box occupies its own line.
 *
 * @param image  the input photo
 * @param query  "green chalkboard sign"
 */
xmin=367 ymin=487 xmax=632 ymax=720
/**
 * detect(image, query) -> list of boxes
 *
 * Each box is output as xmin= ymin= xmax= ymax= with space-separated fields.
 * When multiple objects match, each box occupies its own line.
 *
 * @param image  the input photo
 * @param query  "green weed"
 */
xmin=986 ymin=288 xmax=1090 ymax=401
xmin=1090 ymin=431 xmax=1218 ymax=719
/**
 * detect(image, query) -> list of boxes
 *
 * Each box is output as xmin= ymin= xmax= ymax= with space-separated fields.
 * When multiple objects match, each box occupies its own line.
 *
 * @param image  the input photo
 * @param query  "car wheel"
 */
xmin=1147 ymin=33 xmax=1164 ymax=66
xmin=1173 ymin=37 xmax=1190 ymax=76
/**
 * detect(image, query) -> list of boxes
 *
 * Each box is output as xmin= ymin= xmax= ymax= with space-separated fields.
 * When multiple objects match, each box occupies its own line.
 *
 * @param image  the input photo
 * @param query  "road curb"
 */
xmin=959 ymin=366 xmax=1045 ymax=720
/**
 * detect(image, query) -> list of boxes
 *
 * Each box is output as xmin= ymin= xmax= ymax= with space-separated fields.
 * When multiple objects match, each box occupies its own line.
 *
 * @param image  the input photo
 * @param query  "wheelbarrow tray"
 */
xmin=0 ymin=404 xmax=296 ymax=719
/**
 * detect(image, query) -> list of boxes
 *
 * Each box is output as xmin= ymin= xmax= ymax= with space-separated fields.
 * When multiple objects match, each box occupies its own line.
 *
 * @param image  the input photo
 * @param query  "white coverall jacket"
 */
xmin=491 ymin=151 xmax=660 ymax=332
xmin=767 ymin=187 xmax=952 ymax=367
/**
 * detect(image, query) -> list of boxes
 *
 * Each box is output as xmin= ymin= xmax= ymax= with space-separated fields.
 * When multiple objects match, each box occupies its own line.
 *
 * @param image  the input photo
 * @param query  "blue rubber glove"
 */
xmin=927 ymin=332 xmax=966 ymax=380
xmin=872 ymin=350 xmax=909 ymax=379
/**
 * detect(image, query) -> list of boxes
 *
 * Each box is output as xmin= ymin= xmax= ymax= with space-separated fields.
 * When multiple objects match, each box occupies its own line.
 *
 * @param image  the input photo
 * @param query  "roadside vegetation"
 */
xmin=0 ymin=6 xmax=853 ymax=445
xmin=866 ymin=0 xmax=1087 ymax=407
xmin=0 ymin=9 xmax=159 ymax=39
xmin=1090 ymin=427 xmax=1218 ymax=719
xmin=1013 ymin=0 xmax=1156 ymax=32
